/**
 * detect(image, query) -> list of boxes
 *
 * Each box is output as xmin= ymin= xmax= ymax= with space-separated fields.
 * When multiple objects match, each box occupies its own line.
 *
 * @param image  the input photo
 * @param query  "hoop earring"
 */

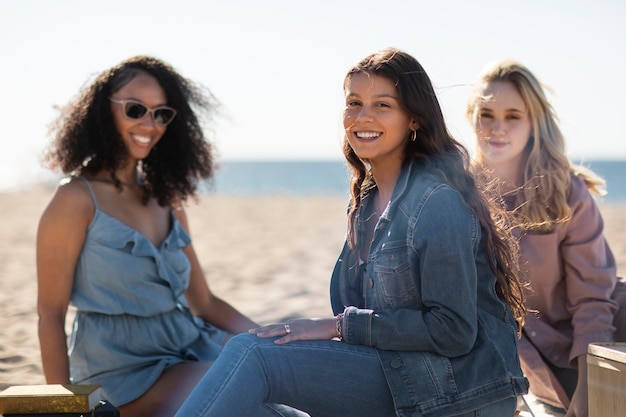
xmin=410 ymin=130 xmax=417 ymax=142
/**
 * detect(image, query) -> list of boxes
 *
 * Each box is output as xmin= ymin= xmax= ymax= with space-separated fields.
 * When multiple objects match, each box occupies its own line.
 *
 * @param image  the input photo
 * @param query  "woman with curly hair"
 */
xmin=467 ymin=59 xmax=626 ymax=417
xmin=173 ymin=48 xmax=528 ymax=417
xmin=36 ymin=56 xmax=304 ymax=417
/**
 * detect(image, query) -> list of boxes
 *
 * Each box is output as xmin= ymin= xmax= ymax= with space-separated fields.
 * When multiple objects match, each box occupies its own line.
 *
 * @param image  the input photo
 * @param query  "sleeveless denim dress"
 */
xmin=67 ymin=177 xmax=226 ymax=406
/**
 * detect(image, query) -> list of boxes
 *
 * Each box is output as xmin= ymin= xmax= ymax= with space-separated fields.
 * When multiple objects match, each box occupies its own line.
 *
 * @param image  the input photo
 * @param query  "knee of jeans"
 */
xmin=220 ymin=333 xmax=271 ymax=378
xmin=224 ymin=332 xmax=261 ymax=351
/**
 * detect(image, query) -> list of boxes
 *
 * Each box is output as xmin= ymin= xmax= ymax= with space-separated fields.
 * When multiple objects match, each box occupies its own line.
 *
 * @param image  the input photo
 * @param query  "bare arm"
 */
xmin=565 ymin=355 xmax=589 ymax=417
xmin=37 ymin=182 xmax=92 ymax=383
xmin=173 ymin=207 xmax=259 ymax=334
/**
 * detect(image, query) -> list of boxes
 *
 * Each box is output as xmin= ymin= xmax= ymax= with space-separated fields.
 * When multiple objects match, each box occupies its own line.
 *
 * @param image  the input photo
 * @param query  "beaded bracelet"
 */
xmin=335 ymin=313 xmax=344 ymax=340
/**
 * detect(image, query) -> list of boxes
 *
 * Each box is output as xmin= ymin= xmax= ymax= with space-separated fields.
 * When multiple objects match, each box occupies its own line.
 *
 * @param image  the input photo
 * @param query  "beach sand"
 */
xmin=0 ymin=186 xmax=624 ymax=416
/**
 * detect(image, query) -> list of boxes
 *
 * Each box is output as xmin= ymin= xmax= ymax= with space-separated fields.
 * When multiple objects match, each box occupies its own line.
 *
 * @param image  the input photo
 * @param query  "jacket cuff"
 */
xmin=571 ymin=332 xmax=614 ymax=365
xmin=342 ymin=306 xmax=374 ymax=346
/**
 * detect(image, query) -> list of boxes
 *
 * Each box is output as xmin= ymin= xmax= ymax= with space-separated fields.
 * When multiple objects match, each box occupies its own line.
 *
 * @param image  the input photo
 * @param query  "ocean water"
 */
xmin=208 ymin=160 xmax=626 ymax=203
xmin=206 ymin=160 xmax=351 ymax=198
xmin=10 ymin=159 xmax=625 ymax=203
xmin=568 ymin=159 xmax=626 ymax=203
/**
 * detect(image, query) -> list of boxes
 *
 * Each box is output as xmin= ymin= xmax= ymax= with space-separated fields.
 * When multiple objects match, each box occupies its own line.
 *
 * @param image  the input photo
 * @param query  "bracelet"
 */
xmin=335 ymin=313 xmax=344 ymax=340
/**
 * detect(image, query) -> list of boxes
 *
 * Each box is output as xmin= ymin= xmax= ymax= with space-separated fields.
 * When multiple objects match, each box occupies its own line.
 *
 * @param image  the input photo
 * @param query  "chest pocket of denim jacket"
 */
xmin=372 ymin=240 xmax=419 ymax=309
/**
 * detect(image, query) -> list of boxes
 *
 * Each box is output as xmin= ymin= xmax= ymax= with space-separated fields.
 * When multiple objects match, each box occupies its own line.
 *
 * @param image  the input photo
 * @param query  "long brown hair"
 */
xmin=342 ymin=48 xmax=526 ymax=330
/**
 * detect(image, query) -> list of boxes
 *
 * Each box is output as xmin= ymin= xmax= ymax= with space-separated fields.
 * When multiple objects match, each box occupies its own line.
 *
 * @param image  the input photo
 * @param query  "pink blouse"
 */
xmin=517 ymin=173 xmax=620 ymax=408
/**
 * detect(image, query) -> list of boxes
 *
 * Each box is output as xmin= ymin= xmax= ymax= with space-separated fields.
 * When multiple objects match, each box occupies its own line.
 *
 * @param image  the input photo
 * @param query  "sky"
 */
xmin=1 ymin=0 xmax=625 ymax=190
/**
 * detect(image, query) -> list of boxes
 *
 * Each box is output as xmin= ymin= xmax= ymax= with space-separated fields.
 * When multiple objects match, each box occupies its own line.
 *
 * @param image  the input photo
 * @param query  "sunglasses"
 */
xmin=109 ymin=98 xmax=177 ymax=126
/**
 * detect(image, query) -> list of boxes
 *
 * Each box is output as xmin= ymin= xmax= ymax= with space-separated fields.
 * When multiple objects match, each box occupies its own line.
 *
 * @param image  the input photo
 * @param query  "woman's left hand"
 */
xmin=249 ymin=317 xmax=337 ymax=345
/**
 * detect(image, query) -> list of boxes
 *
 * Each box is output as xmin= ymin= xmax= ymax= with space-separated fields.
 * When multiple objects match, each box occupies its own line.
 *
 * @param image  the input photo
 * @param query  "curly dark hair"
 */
xmin=44 ymin=55 xmax=216 ymax=206
xmin=342 ymin=48 xmax=526 ymax=331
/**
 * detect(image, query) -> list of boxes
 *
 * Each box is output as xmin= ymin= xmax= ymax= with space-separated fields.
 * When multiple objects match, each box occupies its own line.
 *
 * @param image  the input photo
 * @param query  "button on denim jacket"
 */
xmin=330 ymin=160 xmax=528 ymax=417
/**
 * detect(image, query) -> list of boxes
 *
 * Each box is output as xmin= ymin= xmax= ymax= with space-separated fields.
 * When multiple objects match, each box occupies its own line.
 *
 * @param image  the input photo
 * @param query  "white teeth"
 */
xmin=356 ymin=132 xmax=381 ymax=139
xmin=134 ymin=135 xmax=151 ymax=144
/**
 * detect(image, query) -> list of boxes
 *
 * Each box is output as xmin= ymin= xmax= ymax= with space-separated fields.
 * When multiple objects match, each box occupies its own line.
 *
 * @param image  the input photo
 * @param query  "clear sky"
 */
xmin=1 ymin=0 xmax=624 ymax=189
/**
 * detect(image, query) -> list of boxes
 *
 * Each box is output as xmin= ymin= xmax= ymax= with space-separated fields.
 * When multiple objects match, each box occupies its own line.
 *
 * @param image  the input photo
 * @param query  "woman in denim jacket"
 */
xmin=174 ymin=48 xmax=529 ymax=417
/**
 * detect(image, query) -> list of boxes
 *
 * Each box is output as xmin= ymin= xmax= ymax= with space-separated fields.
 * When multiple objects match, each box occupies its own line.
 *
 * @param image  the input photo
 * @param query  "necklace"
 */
xmin=90 ymin=177 xmax=139 ymax=187
xmin=89 ymin=170 xmax=147 ymax=188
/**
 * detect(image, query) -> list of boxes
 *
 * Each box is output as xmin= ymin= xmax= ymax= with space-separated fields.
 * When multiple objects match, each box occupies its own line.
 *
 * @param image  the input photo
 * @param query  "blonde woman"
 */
xmin=467 ymin=59 xmax=626 ymax=417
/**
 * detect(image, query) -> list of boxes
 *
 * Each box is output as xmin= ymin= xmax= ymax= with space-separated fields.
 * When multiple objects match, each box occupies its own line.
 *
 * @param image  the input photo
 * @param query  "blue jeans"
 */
xmin=175 ymin=334 xmax=517 ymax=417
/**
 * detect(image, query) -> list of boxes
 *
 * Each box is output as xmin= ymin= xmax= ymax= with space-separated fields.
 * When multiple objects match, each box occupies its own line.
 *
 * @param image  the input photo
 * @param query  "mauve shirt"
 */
xmin=516 ymin=174 xmax=620 ymax=408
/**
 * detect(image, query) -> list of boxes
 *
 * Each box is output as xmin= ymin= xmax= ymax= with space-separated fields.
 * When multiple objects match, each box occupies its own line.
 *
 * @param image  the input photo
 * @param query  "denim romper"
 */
xmin=67 ymin=176 xmax=226 ymax=406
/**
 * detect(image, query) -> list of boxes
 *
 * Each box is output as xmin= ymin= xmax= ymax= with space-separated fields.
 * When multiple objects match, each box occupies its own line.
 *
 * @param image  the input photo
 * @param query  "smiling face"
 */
xmin=110 ymin=71 xmax=169 ymax=162
xmin=474 ymin=81 xmax=532 ymax=178
xmin=343 ymin=73 xmax=416 ymax=169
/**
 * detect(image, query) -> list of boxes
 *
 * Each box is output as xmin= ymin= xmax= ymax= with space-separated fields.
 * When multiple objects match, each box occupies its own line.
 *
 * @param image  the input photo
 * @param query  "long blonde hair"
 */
xmin=466 ymin=59 xmax=605 ymax=233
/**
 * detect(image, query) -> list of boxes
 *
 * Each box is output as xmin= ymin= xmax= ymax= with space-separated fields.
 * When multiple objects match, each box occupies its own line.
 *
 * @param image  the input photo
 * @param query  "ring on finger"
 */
xmin=284 ymin=324 xmax=291 ymax=334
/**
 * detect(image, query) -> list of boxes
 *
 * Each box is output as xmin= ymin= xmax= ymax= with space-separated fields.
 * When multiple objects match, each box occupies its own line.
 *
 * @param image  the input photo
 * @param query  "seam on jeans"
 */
xmin=190 ymin=339 xmax=261 ymax=417
xmin=367 ymin=311 xmax=373 ymax=346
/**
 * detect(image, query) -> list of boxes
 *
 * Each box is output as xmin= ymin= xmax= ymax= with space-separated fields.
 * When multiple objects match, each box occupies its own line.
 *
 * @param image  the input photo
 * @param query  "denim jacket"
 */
xmin=330 ymin=160 xmax=528 ymax=417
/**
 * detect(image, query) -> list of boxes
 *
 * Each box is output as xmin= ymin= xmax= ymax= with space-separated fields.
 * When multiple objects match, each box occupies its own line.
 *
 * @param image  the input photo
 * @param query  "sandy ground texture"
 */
xmin=0 ymin=186 xmax=624 ymax=417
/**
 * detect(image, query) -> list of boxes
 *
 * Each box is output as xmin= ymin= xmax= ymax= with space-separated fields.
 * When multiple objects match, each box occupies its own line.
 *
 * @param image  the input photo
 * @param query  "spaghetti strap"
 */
xmin=71 ymin=175 xmax=99 ymax=210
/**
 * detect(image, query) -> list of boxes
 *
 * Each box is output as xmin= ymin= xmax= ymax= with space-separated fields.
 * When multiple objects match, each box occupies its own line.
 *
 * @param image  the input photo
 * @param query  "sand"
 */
xmin=0 ymin=185 xmax=624 ymax=417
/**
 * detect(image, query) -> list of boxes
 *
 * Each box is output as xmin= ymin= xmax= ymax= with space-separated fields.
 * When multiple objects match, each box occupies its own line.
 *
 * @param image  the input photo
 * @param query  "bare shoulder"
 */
xmin=42 ymin=177 xmax=95 ymax=225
